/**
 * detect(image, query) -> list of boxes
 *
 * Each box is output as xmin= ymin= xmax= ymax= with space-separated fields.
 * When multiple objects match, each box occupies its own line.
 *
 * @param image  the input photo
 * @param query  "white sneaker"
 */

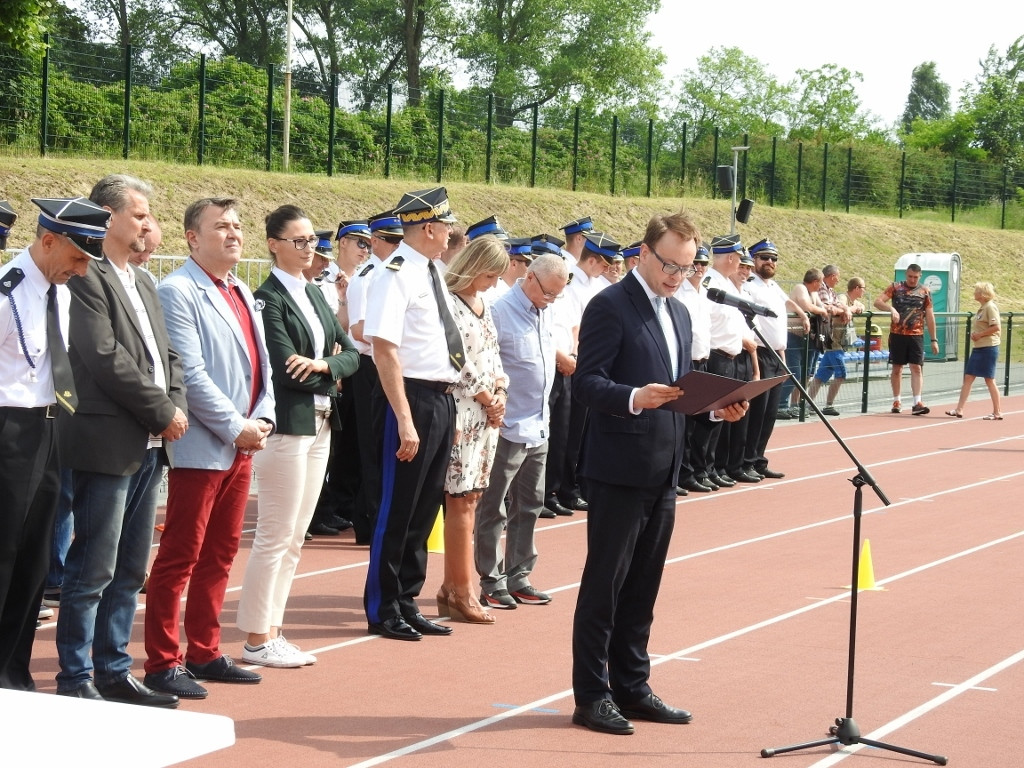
xmin=241 ymin=636 xmax=304 ymax=668
xmin=38 ymin=605 xmax=54 ymax=620
xmin=278 ymin=635 xmax=317 ymax=665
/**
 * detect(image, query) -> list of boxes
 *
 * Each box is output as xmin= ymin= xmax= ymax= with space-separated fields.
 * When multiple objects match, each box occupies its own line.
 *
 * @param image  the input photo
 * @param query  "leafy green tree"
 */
xmin=170 ymin=0 xmax=285 ymax=67
xmin=959 ymin=37 xmax=1024 ymax=168
xmin=1 ymin=0 xmax=55 ymax=53
xmin=901 ymin=61 xmax=950 ymax=132
xmin=790 ymin=64 xmax=873 ymax=142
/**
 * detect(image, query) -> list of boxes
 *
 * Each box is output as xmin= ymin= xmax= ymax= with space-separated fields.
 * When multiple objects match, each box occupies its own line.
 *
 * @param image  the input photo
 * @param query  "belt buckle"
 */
xmin=318 ymin=408 xmax=332 ymax=419
xmin=444 ymin=384 xmax=455 ymax=395
xmin=44 ymin=404 xmax=58 ymax=419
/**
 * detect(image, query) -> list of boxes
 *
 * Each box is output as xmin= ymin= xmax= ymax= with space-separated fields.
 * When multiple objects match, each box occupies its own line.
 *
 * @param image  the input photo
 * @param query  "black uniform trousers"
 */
xmin=689 ymin=350 xmax=737 ymax=479
xmin=311 ymin=375 xmax=361 ymax=527
xmin=0 ymin=407 xmax=60 ymax=690
xmin=745 ymin=347 xmax=788 ymax=471
xmin=544 ymin=371 xmax=571 ymax=504
xmin=715 ymin=349 xmax=754 ymax=476
xmin=677 ymin=359 xmax=707 ymax=484
xmin=572 ymin=478 xmax=676 ymax=705
xmin=349 ymin=354 xmax=382 ymax=544
xmin=364 ymin=378 xmax=455 ymax=624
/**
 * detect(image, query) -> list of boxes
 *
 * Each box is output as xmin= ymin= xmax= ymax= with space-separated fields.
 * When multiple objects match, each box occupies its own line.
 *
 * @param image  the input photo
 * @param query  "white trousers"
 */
xmin=236 ymin=417 xmax=332 ymax=634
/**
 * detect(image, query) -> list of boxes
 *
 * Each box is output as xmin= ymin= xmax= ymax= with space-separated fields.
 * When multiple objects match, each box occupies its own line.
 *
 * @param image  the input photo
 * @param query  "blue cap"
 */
xmin=748 ymin=238 xmax=778 ymax=257
xmin=739 ymin=248 xmax=754 ymax=266
xmin=368 ymin=210 xmax=403 ymax=238
xmin=467 ymin=215 xmax=508 ymax=241
xmin=314 ymin=230 xmax=334 ymax=257
xmin=507 ymin=237 xmax=534 ymax=260
xmin=561 ymin=216 xmax=593 ymax=235
xmin=32 ymin=197 xmax=110 ymax=260
xmin=621 ymin=241 xmax=642 ymax=260
xmin=0 ymin=200 xmax=16 ymax=235
xmin=710 ymin=234 xmax=743 ymax=255
xmin=531 ymin=233 xmax=564 ymax=256
xmin=694 ymin=243 xmax=710 ymax=264
xmin=582 ymin=231 xmax=622 ymax=262
xmin=336 ymin=220 xmax=372 ymax=241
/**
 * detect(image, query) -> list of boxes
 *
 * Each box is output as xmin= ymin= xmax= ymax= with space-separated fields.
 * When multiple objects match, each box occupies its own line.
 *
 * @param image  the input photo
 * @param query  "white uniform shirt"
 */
xmin=677 ymin=279 xmax=711 ymax=361
xmin=346 ymin=255 xmax=383 ymax=355
xmin=703 ymin=267 xmax=748 ymax=356
xmin=0 ymin=248 xmax=70 ymax=408
xmin=364 ymin=243 xmax=457 ymax=383
xmin=745 ymin=274 xmax=790 ymax=351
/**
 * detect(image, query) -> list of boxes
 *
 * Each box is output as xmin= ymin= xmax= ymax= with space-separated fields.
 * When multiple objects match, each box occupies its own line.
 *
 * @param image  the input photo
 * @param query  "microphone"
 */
xmin=705 ymin=287 xmax=777 ymax=318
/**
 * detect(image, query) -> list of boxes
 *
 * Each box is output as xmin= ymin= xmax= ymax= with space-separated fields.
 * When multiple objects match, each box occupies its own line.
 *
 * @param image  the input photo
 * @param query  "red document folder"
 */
xmin=661 ymin=371 xmax=789 ymax=415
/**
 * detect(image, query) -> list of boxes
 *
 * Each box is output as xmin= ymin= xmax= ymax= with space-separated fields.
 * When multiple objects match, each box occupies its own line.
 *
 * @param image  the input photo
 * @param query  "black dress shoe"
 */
xmin=323 ymin=514 xmax=354 ymax=531
xmin=572 ymin=699 xmax=635 ymax=735
xmin=308 ymin=522 xmax=341 ymax=536
xmin=56 ymin=681 xmax=105 ymax=700
xmin=757 ymin=467 xmax=785 ymax=479
xmin=710 ymin=473 xmax=736 ymax=487
xmin=367 ymin=615 xmax=422 ymax=641
xmin=185 ymin=655 xmax=262 ymax=684
xmin=544 ymin=498 xmax=573 ymax=517
xmin=143 ymin=666 xmax=209 ymax=699
xmin=96 ymin=674 xmax=179 ymax=708
xmin=562 ymin=496 xmax=589 ymax=511
xmin=675 ymin=486 xmax=688 ymax=496
xmin=538 ymin=507 xmax=556 ymax=519
xmin=402 ymin=612 xmax=453 ymax=636
xmin=304 ymin=530 xmax=313 ymax=541
xmin=617 ymin=693 xmax=692 ymax=724
xmin=728 ymin=471 xmax=762 ymax=483
xmin=681 ymin=478 xmax=712 ymax=493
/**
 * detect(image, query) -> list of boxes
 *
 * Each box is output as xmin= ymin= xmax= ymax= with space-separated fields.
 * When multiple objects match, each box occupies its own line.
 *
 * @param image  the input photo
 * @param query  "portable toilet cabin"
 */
xmin=893 ymin=252 xmax=961 ymax=361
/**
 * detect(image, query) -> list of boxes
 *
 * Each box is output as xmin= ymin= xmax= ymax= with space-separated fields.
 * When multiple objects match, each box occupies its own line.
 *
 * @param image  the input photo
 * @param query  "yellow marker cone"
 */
xmin=858 ymin=539 xmax=877 ymax=590
xmin=427 ymin=508 xmax=445 ymax=554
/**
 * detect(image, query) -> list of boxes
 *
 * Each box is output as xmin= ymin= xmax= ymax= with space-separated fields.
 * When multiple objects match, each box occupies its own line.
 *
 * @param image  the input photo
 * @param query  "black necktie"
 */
xmin=426 ymin=259 xmax=465 ymax=372
xmin=47 ymin=285 xmax=78 ymax=414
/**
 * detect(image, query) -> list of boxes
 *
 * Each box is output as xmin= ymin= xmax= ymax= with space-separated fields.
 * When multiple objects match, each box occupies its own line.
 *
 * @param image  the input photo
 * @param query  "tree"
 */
xmin=901 ymin=61 xmax=950 ymax=132
xmin=1 ymin=0 xmax=55 ymax=54
xmin=170 ymin=0 xmax=285 ymax=67
xmin=959 ymin=37 xmax=1024 ymax=168
xmin=790 ymin=64 xmax=874 ymax=142
xmin=455 ymin=0 xmax=665 ymax=127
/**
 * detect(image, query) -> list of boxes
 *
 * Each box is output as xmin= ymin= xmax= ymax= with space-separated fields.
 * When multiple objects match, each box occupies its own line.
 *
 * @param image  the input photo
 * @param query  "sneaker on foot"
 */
xmin=241 ymin=636 xmax=304 ymax=668
xmin=912 ymin=402 xmax=930 ymax=415
xmin=38 ymin=605 xmax=54 ymax=620
xmin=481 ymin=589 xmax=517 ymax=609
xmin=510 ymin=585 xmax=552 ymax=605
xmin=278 ymin=635 xmax=317 ymax=665
xmin=891 ymin=400 xmax=901 ymax=414
xmin=822 ymin=405 xmax=840 ymax=416
xmin=42 ymin=590 xmax=61 ymax=607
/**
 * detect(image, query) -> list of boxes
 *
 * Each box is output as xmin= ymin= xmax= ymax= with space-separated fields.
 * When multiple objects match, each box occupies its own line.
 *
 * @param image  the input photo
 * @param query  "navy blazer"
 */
xmin=573 ymin=270 xmax=692 ymax=489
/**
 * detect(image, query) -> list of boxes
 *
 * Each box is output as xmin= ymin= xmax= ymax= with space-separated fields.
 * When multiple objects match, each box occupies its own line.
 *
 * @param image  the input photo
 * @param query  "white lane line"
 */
xmin=931 ymin=683 xmax=996 ymax=692
xmin=343 ymin=530 xmax=1024 ymax=768
xmin=805 ymin=648 xmax=1024 ymax=767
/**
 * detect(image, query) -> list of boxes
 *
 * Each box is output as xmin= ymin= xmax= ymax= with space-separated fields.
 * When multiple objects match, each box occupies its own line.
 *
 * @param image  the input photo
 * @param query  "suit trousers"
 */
xmin=349 ymin=355 xmax=381 ymax=544
xmin=715 ymin=349 xmax=754 ymax=475
xmin=543 ymin=372 xmax=571 ymax=503
xmin=312 ymin=380 xmax=360 ymax=526
xmin=238 ymin=416 xmax=332 ymax=634
xmin=689 ymin=351 xmax=736 ymax=478
xmin=144 ymin=452 xmax=253 ymax=673
xmin=572 ymin=478 xmax=675 ymax=705
xmin=475 ymin=437 xmax=548 ymax=594
xmin=745 ymin=347 xmax=787 ymax=470
xmin=0 ymin=408 xmax=59 ymax=690
xmin=364 ymin=381 xmax=454 ymax=624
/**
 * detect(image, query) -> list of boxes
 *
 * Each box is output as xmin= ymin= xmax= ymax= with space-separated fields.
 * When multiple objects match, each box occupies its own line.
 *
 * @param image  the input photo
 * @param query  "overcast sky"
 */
xmin=647 ymin=2 xmax=1021 ymax=128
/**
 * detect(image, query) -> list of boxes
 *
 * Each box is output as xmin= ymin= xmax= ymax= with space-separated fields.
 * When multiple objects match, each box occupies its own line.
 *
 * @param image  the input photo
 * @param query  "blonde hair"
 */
xmin=444 ymin=235 xmax=509 ymax=294
xmin=974 ymin=281 xmax=995 ymax=301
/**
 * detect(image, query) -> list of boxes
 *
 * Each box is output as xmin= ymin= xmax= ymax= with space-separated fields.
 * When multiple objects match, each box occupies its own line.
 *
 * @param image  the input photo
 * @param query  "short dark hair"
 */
xmin=184 ymin=197 xmax=239 ymax=234
xmin=643 ymin=211 xmax=701 ymax=250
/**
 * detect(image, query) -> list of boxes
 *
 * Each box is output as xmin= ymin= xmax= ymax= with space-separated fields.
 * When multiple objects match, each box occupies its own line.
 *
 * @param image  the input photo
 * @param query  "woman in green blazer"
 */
xmin=236 ymin=205 xmax=359 ymax=668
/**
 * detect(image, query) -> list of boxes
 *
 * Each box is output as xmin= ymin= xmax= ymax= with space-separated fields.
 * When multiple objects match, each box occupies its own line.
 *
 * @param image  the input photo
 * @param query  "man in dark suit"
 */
xmin=55 ymin=175 xmax=187 ymax=706
xmin=571 ymin=211 xmax=747 ymax=735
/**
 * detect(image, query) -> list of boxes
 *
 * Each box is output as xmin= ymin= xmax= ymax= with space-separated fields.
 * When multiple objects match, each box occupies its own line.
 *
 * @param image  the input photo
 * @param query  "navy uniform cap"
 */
xmin=694 ymin=242 xmax=710 ymax=264
xmin=710 ymin=233 xmax=743 ymax=255
xmin=32 ymin=197 xmax=110 ymax=260
xmin=561 ymin=216 xmax=593 ymax=235
xmin=507 ymin=237 xmax=534 ymax=261
xmin=368 ymin=210 xmax=404 ymax=238
xmin=582 ymin=231 xmax=621 ymax=262
xmin=0 ymin=200 xmax=17 ymax=233
xmin=621 ymin=241 xmax=642 ymax=260
xmin=531 ymin=233 xmax=565 ymax=256
xmin=336 ymin=219 xmax=372 ymax=241
xmin=467 ymin=215 xmax=508 ymax=241
xmin=394 ymin=186 xmax=457 ymax=226
xmin=315 ymin=230 xmax=335 ymax=258
xmin=748 ymin=238 xmax=778 ymax=257
xmin=739 ymin=247 xmax=754 ymax=266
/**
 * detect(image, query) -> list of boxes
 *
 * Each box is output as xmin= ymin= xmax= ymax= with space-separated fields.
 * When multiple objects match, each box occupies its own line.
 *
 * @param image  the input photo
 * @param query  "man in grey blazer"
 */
xmin=143 ymin=197 xmax=275 ymax=700
xmin=55 ymin=175 xmax=187 ymax=707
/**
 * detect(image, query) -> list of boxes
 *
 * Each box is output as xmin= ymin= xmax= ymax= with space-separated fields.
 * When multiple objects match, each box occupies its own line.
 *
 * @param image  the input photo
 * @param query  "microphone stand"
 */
xmin=740 ymin=312 xmax=947 ymax=765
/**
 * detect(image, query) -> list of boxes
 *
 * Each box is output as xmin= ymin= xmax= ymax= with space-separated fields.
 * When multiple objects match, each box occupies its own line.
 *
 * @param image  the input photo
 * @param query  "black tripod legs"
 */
xmin=761 ymin=717 xmax=948 ymax=764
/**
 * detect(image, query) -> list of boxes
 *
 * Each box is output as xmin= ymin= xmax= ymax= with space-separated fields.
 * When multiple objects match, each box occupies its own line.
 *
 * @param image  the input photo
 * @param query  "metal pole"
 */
xmin=122 ymin=44 xmax=132 ymax=160
xmin=610 ymin=115 xmax=618 ymax=195
xmin=197 ymin=53 xmax=206 ymax=165
xmin=282 ymin=0 xmax=293 ymax=171
xmin=384 ymin=83 xmax=393 ymax=178
xmin=951 ymin=159 xmax=958 ymax=223
xmin=572 ymin=105 xmax=580 ymax=192
xmin=821 ymin=142 xmax=828 ymax=211
xmin=327 ymin=72 xmax=337 ymax=176
xmin=729 ymin=145 xmax=748 ymax=235
xmin=436 ymin=88 xmax=444 ymax=183
xmin=530 ymin=103 xmax=538 ymax=188
xmin=646 ymin=118 xmax=654 ymax=198
xmin=40 ymin=33 xmax=50 ymax=157
xmin=265 ymin=65 xmax=274 ymax=171
xmin=485 ymin=93 xmax=493 ymax=183
xmin=845 ymin=146 xmax=852 ymax=213
xmin=898 ymin=151 xmax=906 ymax=218
xmin=796 ymin=142 xmax=803 ymax=209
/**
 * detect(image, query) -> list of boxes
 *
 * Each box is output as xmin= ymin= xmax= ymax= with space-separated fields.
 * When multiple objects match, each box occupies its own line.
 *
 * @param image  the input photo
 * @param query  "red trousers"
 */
xmin=144 ymin=452 xmax=252 ymax=673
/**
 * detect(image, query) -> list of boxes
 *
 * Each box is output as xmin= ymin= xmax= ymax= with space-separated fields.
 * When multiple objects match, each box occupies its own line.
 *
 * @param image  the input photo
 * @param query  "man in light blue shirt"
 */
xmin=474 ymin=253 xmax=568 ymax=610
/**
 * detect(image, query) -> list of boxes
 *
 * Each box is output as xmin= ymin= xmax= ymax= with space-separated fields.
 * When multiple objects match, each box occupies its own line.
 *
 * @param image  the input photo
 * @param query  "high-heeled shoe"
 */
xmin=436 ymin=584 xmax=451 ymax=617
xmin=447 ymin=589 xmax=495 ymax=624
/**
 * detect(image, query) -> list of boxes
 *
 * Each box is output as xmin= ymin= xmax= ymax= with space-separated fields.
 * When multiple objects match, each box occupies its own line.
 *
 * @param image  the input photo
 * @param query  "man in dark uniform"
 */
xmin=362 ymin=187 xmax=462 ymax=641
xmin=0 ymin=197 xmax=106 ymax=690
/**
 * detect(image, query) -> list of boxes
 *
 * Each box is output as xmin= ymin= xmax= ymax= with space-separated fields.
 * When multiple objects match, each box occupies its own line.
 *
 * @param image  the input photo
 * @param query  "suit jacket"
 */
xmin=254 ymin=273 xmax=359 ymax=435
xmin=573 ymin=270 xmax=692 ymax=489
xmin=60 ymin=257 xmax=187 ymax=476
xmin=157 ymin=258 xmax=275 ymax=470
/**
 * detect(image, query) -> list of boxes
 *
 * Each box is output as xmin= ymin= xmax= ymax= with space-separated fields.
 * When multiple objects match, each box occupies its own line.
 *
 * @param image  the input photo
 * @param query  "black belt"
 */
xmin=405 ymin=377 xmax=455 ymax=395
xmin=692 ymin=358 xmax=708 ymax=365
xmin=0 ymin=404 xmax=59 ymax=419
xmin=711 ymin=349 xmax=737 ymax=360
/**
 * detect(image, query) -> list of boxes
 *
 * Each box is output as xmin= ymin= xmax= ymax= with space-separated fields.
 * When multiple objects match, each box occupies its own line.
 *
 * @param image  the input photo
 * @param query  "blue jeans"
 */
xmin=55 ymin=449 xmax=161 ymax=689
xmin=45 ymin=469 xmax=74 ymax=593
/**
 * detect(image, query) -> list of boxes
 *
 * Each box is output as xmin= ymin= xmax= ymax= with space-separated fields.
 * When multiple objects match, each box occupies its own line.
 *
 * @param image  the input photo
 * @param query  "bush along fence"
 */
xmin=2 ymin=35 xmax=1024 ymax=230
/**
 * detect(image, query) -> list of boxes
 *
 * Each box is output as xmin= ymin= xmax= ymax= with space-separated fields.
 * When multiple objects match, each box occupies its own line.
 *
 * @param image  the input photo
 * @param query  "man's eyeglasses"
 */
xmin=755 ymin=254 xmax=779 ymax=262
xmin=651 ymin=247 xmax=697 ymax=278
xmin=534 ymin=272 xmax=567 ymax=300
xmin=274 ymin=236 xmax=318 ymax=250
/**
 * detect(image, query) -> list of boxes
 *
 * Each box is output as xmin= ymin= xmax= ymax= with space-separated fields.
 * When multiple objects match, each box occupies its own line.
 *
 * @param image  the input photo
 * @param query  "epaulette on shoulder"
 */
xmin=358 ymin=262 xmax=376 ymax=278
xmin=701 ymin=274 xmax=712 ymax=288
xmin=0 ymin=268 xmax=26 ymax=297
xmin=385 ymin=255 xmax=405 ymax=272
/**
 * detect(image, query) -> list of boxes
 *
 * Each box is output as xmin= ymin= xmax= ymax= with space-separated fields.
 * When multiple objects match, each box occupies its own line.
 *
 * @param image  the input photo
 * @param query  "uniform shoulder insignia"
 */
xmin=701 ymin=274 xmax=712 ymax=288
xmin=359 ymin=262 xmax=376 ymax=277
xmin=385 ymin=255 xmax=405 ymax=272
xmin=0 ymin=268 xmax=26 ymax=296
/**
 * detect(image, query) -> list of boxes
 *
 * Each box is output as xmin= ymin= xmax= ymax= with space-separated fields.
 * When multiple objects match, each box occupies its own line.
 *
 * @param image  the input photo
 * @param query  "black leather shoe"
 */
xmin=728 ymin=471 xmax=762 ymax=483
xmin=710 ymin=474 xmax=736 ymax=487
xmin=697 ymin=476 xmax=719 ymax=490
xmin=367 ymin=616 xmax=422 ymax=641
xmin=56 ymin=681 xmax=105 ymax=700
xmin=572 ymin=699 xmax=635 ymax=734
xmin=675 ymin=486 xmax=688 ymax=496
xmin=757 ymin=467 xmax=785 ymax=479
xmin=143 ymin=666 xmax=208 ymax=699
xmin=96 ymin=674 xmax=179 ymax=708
xmin=308 ymin=522 xmax=341 ymax=536
xmin=403 ymin=612 xmax=453 ymax=635
xmin=304 ymin=530 xmax=313 ymax=541
xmin=186 ymin=655 xmax=262 ymax=684
xmin=538 ymin=507 xmax=557 ymax=519
xmin=617 ymin=693 xmax=692 ymax=724
xmin=681 ymin=478 xmax=712 ymax=493
xmin=544 ymin=498 xmax=573 ymax=517
xmin=323 ymin=514 xmax=354 ymax=531
xmin=562 ymin=496 xmax=589 ymax=511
